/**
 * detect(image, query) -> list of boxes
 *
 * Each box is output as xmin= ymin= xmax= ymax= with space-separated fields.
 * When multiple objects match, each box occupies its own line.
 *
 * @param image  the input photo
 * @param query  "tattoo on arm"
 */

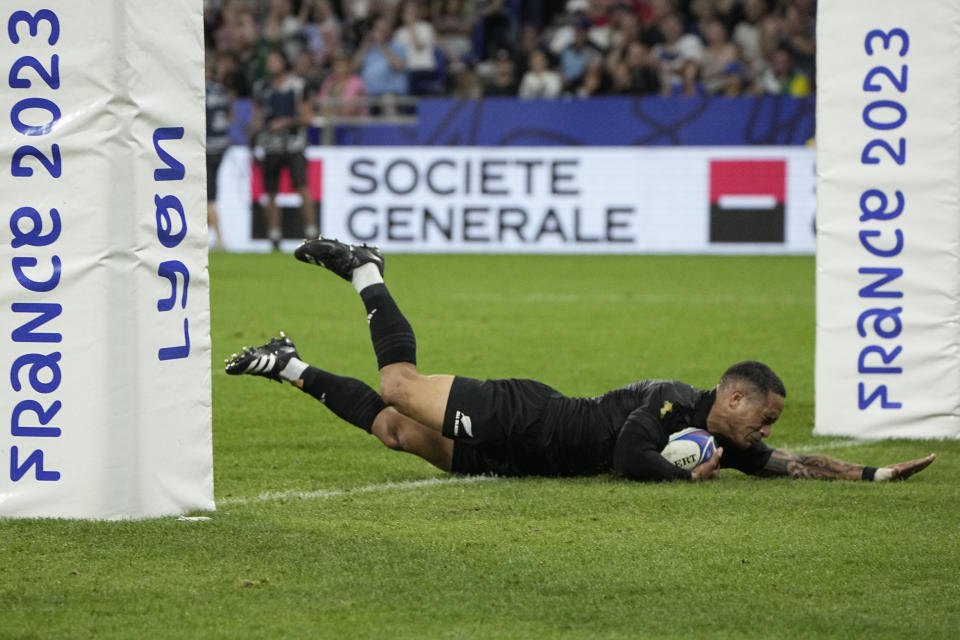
xmin=758 ymin=449 xmax=864 ymax=480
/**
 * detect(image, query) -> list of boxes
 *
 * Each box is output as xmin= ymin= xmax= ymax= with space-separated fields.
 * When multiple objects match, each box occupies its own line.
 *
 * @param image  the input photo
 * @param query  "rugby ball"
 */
xmin=661 ymin=428 xmax=717 ymax=471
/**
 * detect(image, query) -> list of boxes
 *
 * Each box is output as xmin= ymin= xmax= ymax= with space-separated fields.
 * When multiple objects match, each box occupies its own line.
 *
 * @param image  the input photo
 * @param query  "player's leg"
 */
xmin=207 ymin=200 xmax=224 ymax=248
xmin=368 ymin=406 xmax=453 ymax=471
xmin=294 ymin=238 xmax=453 ymax=431
xmin=261 ymin=154 xmax=283 ymax=250
xmin=294 ymin=372 xmax=452 ymax=471
xmin=206 ymin=151 xmax=225 ymax=249
xmin=288 ymin=153 xmax=318 ymax=240
xmin=377 ymin=363 xmax=454 ymax=433
xmin=224 ymin=333 xmax=454 ymax=470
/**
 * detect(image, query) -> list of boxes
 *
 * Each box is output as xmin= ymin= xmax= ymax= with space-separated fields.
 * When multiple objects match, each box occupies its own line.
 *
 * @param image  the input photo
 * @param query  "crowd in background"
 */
xmin=204 ymin=0 xmax=816 ymax=114
xmin=203 ymin=0 xmax=815 ymax=248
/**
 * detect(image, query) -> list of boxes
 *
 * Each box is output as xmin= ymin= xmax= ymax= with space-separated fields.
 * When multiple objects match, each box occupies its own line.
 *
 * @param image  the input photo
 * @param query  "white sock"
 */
xmin=304 ymin=223 xmax=318 ymax=239
xmin=874 ymin=467 xmax=895 ymax=482
xmin=279 ymin=357 xmax=309 ymax=382
xmin=352 ymin=262 xmax=384 ymax=294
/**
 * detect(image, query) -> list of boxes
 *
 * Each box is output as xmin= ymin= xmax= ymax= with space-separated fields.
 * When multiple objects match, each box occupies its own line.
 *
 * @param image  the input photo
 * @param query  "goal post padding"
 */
xmin=0 ymin=1 xmax=213 ymax=518
xmin=815 ymin=0 xmax=960 ymax=439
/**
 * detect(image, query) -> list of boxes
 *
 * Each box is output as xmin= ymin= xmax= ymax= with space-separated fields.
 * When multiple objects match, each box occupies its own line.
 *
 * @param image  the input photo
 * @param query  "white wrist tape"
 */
xmin=874 ymin=467 xmax=895 ymax=482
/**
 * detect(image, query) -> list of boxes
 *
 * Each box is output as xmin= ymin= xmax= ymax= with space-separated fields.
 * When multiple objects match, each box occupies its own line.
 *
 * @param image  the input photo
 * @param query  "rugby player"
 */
xmin=251 ymin=50 xmax=316 ymax=250
xmin=225 ymin=238 xmax=935 ymax=483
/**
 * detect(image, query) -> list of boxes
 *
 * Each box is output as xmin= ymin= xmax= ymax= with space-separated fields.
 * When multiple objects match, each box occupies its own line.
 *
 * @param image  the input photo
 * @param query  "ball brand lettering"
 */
xmin=673 ymin=454 xmax=698 ymax=469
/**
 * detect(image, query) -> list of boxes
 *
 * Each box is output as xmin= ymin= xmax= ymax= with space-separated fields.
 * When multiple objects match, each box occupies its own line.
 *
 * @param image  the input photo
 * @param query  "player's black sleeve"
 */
xmin=717 ymin=438 xmax=774 ymax=475
xmin=612 ymin=407 xmax=691 ymax=482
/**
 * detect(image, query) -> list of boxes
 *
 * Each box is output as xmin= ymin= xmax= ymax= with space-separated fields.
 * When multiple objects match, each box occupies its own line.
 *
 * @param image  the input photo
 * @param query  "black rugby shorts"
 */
xmin=261 ymin=151 xmax=307 ymax=193
xmin=443 ymin=376 xmax=556 ymax=476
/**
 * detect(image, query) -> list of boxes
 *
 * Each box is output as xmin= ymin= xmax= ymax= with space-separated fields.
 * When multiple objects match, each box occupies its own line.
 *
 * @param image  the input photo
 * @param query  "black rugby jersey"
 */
xmin=540 ymin=380 xmax=774 ymax=481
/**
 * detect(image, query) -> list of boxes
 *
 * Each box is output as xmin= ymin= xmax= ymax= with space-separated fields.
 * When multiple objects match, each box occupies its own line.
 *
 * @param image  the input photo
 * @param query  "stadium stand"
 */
xmin=204 ymin=0 xmax=816 ymax=122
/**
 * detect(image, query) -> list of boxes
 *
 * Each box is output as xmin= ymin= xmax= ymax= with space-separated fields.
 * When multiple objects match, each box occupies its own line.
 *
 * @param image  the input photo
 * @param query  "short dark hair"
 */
xmin=720 ymin=361 xmax=786 ymax=398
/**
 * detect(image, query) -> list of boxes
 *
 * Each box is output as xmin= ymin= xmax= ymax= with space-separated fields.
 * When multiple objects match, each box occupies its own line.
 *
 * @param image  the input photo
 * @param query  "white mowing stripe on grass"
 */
xmin=218 ymin=475 xmax=497 ymax=506
xmin=781 ymin=439 xmax=872 ymax=454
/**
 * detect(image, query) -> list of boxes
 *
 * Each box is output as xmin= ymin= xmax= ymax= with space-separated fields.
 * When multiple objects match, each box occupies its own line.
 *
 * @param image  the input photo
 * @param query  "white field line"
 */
xmin=781 ymin=439 xmax=873 ymax=454
xmin=218 ymin=475 xmax=497 ymax=507
xmin=216 ymin=441 xmax=878 ymax=507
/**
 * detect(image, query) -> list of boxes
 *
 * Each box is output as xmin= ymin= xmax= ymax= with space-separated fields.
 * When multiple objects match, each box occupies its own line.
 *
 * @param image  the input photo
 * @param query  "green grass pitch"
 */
xmin=2 ymin=253 xmax=959 ymax=639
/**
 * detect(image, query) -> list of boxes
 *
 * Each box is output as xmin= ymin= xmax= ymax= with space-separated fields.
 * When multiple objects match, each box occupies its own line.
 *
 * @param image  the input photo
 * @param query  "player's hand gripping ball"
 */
xmin=661 ymin=428 xmax=717 ymax=471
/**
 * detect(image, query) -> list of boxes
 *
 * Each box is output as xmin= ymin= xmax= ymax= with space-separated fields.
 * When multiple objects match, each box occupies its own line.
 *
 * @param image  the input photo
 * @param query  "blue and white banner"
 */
xmin=0 ymin=2 xmax=214 ymax=518
xmin=815 ymin=0 xmax=960 ymax=438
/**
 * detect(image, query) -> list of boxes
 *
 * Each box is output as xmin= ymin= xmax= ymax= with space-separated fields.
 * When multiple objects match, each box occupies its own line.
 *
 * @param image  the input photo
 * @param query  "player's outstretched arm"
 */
xmin=756 ymin=449 xmax=936 ymax=481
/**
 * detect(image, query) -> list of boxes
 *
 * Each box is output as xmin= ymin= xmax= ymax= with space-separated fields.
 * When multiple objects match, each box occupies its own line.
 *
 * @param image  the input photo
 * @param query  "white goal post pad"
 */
xmin=0 ymin=1 xmax=214 ymax=518
xmin=816 ymin=0 xmax=960 ymax=438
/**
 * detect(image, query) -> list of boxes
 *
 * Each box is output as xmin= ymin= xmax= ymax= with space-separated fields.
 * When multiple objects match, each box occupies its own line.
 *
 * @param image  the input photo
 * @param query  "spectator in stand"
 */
xmin=755 ymin=45 xmax=810 ymax=96
xmin=393 ymin=1 xmax=440 ymax=95
xmin=636 ymin=0 xmax=675 ymax=44
xmin=340 ymin=1 xmax=402 ymax=54
xmin=356 ymin=17 xmax=408 ymax=114
xmin=688 ymin=0 xmax=719 ymax=35
xmin=251 ymin=49 xmax=316 ymax=250
xmin=663 ymin=58 xmax=705 ymax=97
xmin=298 ymin=0 xmax=343 ymax=70
xmin=215 ymin=1 xmax=262 ymax=97
xmin=293 ymin=49 xmax=326 ymax=97
xmin=772 ymin=2 xmax=815 ymax=81
xmin=732 ymin=0 xmax=773 ymax=81
xmin=517 ymin=0 xmax=564 ymax=32
xmin=616 ymin=40 xmax=661 ymax=95
xmin=518 ymin=48 xmax=562 ymax=98
xmin=698 ymin=18 xmax=738 ymax=94
xmin=474 ymin=0 xmax=516 ymax=62
xmin=607 ymin=59 xmax=635 ymax=95
xmin=342 ymin=0 xmax=402 ymax=30
xmin=609 ymin=0 xmax=659 ymax=27
xmin=719 ymin=61 xmax=747 ymax=96
xmin=262 ymin=0 xmax=305 ymax=65
xmin=432 ymin=0 xmax=476 ymax=70
xmin=711 ymin=0 xmax=745 ymax=33
xmin=652 ymin=12 xmax=704 ymax=91
xmin=512 ymin=24 xmax=546 ymax=78
xmin=452 ymin=64 xmax=484 ymax=99
xmin=560 ymin=14 xmax=604 ymax=93
xmin=213 ymin=43 xmax=246 ymax=96
xmin=582 ymin=0 xmax=615 ymax=50
xmin=483 ymin=48 xmax=520 ymax=97
xmin=607 ymin=5 xmax=641 ymax=51
xmin=549 ymin=5 xmax=591 ymax=57
xmin=578 ymin=55 xmax=609 ymax=97
xmin=209 ymin=0 xmax=237 ymax=53
xmin=204 ymin=2 xmax=221 ymax=48
xmin=317 ymin=49 xmax=368 ymax=116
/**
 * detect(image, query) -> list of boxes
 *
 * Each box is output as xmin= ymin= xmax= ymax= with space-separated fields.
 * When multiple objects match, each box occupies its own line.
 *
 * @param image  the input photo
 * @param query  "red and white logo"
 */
xmin=709 ymin=159 xmax=786 ymax=243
